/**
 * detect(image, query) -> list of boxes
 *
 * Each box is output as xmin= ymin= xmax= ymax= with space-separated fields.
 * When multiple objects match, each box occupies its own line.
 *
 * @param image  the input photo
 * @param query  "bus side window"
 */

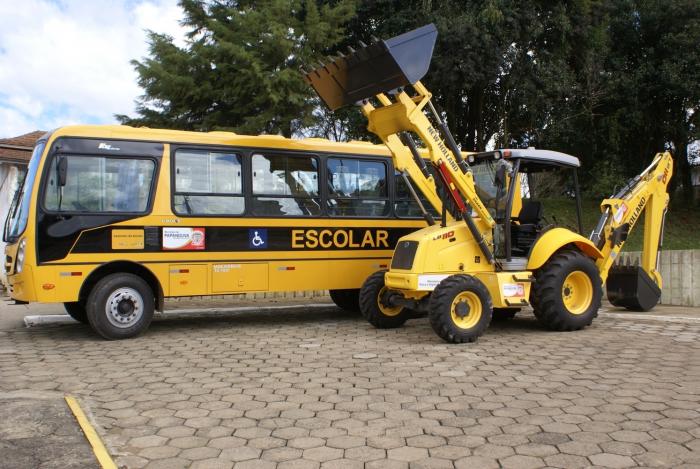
xmin=394 ymin=168 xmax=439 ymax=218
xmin=250 ymin=153 xmax=321 ymax=216
xmin=173 ymin=149 xmax=244 ymax=215
xmin=327 ymin=158 xmax=389 ymax=217
xmin=44 ymin=155 xmax=155 ymax=213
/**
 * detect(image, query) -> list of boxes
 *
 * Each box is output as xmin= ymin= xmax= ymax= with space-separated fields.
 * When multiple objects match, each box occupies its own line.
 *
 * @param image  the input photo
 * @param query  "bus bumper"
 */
xmin=7 ymin=265 xmax=38 ymax=303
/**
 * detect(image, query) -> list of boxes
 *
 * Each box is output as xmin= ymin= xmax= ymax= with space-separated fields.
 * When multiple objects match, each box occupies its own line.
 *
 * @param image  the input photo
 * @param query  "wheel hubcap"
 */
xmin=106 ymin=287 xmax=143 ymax=328
xmin=562 ymin=271 xmax=593 ymax=315
xmin=450 ymin=292 xmax=482 ymax=329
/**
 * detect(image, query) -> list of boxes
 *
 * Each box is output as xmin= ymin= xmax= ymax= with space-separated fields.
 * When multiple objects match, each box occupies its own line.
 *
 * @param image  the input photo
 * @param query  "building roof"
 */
xmin=0 ymin=131 xmax=46 ymax=164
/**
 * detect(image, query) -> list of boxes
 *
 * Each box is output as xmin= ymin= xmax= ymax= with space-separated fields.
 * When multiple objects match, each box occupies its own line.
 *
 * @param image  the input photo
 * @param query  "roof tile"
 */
xmin=0 ymin=130 xmax=46 ymax=163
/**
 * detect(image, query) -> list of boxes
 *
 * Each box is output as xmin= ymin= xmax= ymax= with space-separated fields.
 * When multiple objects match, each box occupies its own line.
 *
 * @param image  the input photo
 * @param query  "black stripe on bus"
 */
xmin=39 ymin=255 xmax=393 ymax=267
xmin=68 ymin=226 xmax=415 ymax=254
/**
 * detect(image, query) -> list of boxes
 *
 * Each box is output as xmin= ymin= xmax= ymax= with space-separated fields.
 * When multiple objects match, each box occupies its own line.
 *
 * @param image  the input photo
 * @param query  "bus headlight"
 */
xmin=15 ymin=238 xmax=26 ymax=273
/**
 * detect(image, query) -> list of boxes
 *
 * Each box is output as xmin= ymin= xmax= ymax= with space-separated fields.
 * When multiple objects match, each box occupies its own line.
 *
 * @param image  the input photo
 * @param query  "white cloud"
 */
xmin=0 ymin=0 xmax=186 ymax=137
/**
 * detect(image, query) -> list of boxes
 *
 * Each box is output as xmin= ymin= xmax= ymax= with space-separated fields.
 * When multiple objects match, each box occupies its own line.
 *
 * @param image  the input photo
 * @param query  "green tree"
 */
xmin=117 ymin=0 xmax=355 ymax=137
xmin=603 ymin=0 xmax=700 ymax=201
xmin=337 ymin=0 xmax=700 ymax=200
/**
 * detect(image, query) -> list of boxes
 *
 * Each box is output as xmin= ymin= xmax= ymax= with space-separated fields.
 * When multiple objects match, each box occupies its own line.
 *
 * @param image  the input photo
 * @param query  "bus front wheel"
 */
xmin=86 ymin=273 xmax=155 ymax=340
xmin=64 ymin=301 xmax=89 ymax=324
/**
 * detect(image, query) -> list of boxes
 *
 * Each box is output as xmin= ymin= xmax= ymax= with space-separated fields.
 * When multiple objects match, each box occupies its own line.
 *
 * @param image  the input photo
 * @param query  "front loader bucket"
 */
xmin=304 ymin=23 xmax=437 ymax=110
xmin=606 ymin=265 xmax=661 ymax=312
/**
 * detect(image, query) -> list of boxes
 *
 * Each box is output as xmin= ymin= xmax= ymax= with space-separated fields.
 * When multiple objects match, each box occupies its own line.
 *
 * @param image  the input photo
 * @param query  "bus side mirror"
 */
xmin=57 ymin=157 xmax=68 ymax=187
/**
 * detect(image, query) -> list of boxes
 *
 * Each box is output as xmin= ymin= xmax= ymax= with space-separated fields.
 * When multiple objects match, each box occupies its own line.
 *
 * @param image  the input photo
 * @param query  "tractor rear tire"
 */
xmin=359 ymin=271 xmax=409 ymax=329
xmin=429 ymin=274 xmax=493 ymax=343
xmin=329 ymin=289 xmax=360 ymax=312
xmin=531 ymin=250 xmax=602 ymax=331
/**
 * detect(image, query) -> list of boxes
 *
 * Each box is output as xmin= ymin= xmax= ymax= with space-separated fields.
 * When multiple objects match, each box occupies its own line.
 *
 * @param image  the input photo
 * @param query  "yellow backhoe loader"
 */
xmin=304 ymin=24 xmax=673 ymax=343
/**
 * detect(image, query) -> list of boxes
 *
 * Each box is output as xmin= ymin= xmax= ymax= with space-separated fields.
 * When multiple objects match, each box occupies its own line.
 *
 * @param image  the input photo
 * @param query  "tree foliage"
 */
xmin=121 ymin=0 xmax=700 ymax=200
xmin=117 ymin=0 xmax=355 ymax=137
xmin=338 ymin=0 xmax=700 ymax=199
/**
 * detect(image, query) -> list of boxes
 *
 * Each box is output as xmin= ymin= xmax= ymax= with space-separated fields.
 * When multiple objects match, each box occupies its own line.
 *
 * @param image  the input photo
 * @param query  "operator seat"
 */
xmin=511 ymin=200 xmax=543 ymax=255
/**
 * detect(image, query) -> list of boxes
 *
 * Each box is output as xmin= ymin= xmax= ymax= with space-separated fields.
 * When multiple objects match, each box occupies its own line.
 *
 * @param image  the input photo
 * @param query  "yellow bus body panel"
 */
xmin=4 ymin=124 xmax=425 ymax=304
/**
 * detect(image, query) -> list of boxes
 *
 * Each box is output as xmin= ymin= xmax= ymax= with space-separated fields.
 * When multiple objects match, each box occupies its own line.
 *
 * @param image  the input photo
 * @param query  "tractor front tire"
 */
xmin=359 ymin=271 xmax=409 ymax=329
xmin=329 ymin=289 xmax=360 ymax=312
xmin=531 ymin=250 xmax=602 ymax=331
xmin=429 ymin=275 xmax=493 ymax=343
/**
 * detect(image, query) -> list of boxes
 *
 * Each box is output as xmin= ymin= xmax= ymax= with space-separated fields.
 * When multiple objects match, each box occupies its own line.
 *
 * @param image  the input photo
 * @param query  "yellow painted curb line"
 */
xmin=65 ymin=395 xmax=118 ymax=469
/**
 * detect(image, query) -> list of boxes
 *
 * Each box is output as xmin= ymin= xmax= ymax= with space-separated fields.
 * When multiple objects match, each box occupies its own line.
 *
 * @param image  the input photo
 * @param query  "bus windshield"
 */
xmin=4 ymin=142 xmax=45 ymax=243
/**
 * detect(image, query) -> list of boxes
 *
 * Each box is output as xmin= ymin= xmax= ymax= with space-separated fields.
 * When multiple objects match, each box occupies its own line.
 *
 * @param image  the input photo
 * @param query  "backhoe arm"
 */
xmin=591 ymin=152 xmax=673 ymax=288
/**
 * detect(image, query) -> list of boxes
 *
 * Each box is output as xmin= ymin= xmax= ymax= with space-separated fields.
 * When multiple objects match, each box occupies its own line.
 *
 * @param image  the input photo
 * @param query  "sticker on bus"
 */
xmin=111 ymin=229 xmax=145 ymax=250
xmin=249 ymin=229 xmax=267 ymax=249
xmin=163 ymin=227 xmax=206 ymax=250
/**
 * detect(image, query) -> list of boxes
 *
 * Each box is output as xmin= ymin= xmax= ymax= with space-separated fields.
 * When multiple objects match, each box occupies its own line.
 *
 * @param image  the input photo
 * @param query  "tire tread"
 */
xmin=429 ymin=274 xmax=492 ymax=343
xmin=359 ymin=271 xmax=408 ymax=329
xmin=531 ymin=250 xmax=602 ymax=331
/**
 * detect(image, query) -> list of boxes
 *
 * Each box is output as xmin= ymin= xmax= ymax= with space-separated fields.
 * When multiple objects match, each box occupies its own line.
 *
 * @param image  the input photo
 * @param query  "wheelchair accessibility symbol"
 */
xmin=249 ymin=229 xmax=267 ymax=249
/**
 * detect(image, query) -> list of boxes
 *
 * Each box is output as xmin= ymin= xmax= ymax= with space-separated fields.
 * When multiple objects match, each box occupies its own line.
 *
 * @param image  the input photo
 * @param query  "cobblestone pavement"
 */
xmin=0 ymin=305 xmax=699 ymax=469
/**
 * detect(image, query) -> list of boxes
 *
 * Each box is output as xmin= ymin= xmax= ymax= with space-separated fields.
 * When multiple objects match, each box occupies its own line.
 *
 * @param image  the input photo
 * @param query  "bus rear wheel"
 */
xmin=359 ymin=271 xmax=409 ymax=329
xmin=64 ymin=301 xmax=89 ymax=324
xmin=329 ymin=289 xmax=360 ymax=312
xmin=86 ymin=273 xmax=155 ymax=340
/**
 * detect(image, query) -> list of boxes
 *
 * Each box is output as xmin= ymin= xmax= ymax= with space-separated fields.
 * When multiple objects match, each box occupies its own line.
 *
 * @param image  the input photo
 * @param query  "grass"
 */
xmin=541 ymin=198 xmax=700 ymax=251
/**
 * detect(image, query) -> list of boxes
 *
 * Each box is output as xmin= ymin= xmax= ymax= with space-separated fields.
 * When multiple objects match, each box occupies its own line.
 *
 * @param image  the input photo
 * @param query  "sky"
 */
xmin=0 ymin=0 xmax=187 ymax=138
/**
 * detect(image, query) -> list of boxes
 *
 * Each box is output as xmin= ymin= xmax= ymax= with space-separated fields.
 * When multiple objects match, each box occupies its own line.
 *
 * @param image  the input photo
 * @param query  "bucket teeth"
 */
xmin=303 ymin=23 xmax=438 ymax=111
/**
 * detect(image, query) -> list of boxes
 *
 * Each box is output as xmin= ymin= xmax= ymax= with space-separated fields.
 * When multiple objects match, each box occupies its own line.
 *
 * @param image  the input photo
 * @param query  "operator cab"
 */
xmin=469 ymin=149 xmax=583 ymax=269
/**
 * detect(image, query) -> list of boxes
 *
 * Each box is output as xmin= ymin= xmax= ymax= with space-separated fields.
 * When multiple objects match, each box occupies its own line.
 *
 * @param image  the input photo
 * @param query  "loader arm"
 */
xmin=590 ymin=152 xmax=673 ymax=308
xmin=304 ymin=24 xmax=497 ymax=264
xmin=359 ymin=82 xmax=496 ymax=246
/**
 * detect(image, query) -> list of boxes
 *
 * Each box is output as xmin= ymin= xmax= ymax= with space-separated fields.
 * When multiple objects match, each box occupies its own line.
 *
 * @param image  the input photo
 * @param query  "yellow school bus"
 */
xmin=4 ymin=125 xmax=429 ymax=339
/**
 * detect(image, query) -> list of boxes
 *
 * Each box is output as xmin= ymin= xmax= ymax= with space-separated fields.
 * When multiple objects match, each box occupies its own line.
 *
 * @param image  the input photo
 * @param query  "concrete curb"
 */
xmin=24 ymin=303 xmax=337 ymax=328
xmin=602 ymin=311 xmax=700 ymax=323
